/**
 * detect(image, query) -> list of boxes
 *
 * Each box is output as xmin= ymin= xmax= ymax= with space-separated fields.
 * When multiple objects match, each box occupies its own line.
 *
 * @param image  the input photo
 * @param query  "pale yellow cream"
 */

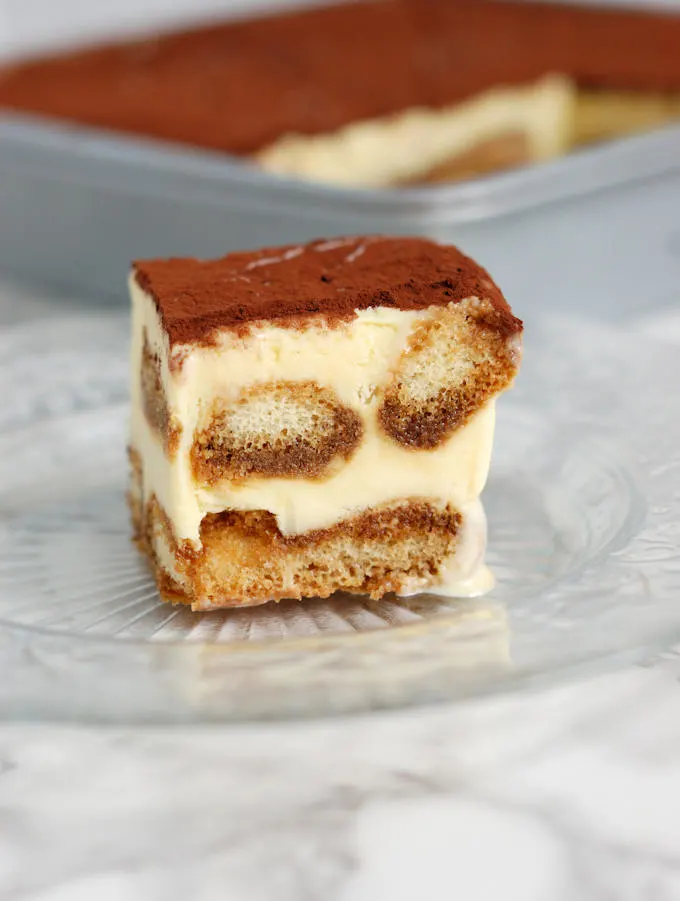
xmin=256 ymin=75 xmax=575 ymax=187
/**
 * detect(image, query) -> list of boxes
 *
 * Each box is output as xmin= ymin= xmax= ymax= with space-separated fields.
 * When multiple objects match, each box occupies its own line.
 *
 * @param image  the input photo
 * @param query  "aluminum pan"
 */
xmin=0 ymin=112 xmax=677 ymax=324
xmin=0 ymin=113 xmax=677 ymax=223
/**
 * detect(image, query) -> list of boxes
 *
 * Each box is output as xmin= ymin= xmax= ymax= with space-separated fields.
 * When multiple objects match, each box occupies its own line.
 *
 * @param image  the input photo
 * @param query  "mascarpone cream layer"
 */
xmin=130 ymin=278 xmax=497 ymax=545
xmin=256 ymin=75 xmax=575 ymax=187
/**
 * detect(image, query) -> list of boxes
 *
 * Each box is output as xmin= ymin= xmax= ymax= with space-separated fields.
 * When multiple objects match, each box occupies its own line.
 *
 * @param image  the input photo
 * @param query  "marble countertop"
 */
xmin=3 ymin=659 xmax=680 ymax=901
xmin=2 ymin=285 xmax=680 ymax=900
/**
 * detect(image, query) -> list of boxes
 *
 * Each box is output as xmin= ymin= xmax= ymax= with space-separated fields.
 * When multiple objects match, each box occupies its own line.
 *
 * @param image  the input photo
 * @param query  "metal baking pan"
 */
xmin=0 ymin=109 xmax=678 ymax=325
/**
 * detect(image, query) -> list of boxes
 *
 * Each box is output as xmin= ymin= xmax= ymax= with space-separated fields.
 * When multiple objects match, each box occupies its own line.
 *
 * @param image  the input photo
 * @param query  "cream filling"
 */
xmin=256 ymin=75 xmax=576 ymax=187
xmin=130 ymin=277 xmax=497 ymax=548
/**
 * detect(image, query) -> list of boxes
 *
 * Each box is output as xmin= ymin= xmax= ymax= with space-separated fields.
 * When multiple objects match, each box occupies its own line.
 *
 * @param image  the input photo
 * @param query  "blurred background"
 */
xmin=0 ymin=0 xmax=677 ymax=319
xmin=0 ymin=0 xmax=678 ymax=56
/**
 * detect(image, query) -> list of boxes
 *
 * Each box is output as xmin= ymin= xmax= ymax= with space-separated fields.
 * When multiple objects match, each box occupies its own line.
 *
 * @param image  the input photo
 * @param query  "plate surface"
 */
xmin=0 ymin=314 xmax=678 ymax=723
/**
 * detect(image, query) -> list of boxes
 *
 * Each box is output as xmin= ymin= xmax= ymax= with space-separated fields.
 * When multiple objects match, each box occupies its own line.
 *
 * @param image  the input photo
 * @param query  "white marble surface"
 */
xmin=2 ymin=660 xmax=680 ymax=900
xmin=1 ymin=283 xmax=680 ymax=899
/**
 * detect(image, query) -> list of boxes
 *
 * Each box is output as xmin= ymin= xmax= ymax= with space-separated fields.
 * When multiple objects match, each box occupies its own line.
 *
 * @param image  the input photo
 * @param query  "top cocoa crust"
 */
xmin=133 ymin=236 xmax=522 ymax=346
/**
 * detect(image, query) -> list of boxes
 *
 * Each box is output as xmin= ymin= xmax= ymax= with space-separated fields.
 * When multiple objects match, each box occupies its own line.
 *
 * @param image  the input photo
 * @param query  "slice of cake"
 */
xmin=129 ymin=236 xmax=522 ymax=610
xmin=0 ymin=1 xmax=679 ymax=187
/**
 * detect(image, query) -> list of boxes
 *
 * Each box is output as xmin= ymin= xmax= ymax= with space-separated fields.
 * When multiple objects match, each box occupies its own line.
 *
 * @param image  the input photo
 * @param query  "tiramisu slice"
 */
xmin=129 ymin=236 xmax=522 ymax=611
xmin=0 ymin=1 xmax=678 ymax=188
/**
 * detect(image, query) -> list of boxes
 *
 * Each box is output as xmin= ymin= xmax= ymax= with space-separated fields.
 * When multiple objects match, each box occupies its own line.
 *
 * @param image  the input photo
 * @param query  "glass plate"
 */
xmin=0 ymin=314 xmax=678 ymax=724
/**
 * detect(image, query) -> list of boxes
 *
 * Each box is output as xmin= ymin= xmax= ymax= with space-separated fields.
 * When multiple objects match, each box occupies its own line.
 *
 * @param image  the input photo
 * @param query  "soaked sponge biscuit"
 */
xmin=134 ymin=495 xmax=462 ymax=609
xmin=378 ymin=298 xmax=522 ymax=449
xmin=191 ymin=381 xmax=363 ymax=483
xmin=140 ymin=330 xmax=180 ymax=455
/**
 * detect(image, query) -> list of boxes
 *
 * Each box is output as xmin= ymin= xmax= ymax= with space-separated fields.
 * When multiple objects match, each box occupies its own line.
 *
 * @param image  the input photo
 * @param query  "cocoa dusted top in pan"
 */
xmin=133 ymin=236 xmax=522 ymax=346
xmin=0 ymin=0 xmax=678 ymax=156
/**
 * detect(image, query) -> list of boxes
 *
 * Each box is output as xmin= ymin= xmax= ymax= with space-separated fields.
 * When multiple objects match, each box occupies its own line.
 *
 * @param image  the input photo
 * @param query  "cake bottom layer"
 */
xmin=130 ymin=480 xmax=490 ymax=612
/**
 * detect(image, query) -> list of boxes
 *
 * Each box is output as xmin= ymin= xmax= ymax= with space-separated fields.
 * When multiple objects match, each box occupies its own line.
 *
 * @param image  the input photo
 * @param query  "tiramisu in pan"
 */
xmin=0 ymin=0 xmax=678 ymax=187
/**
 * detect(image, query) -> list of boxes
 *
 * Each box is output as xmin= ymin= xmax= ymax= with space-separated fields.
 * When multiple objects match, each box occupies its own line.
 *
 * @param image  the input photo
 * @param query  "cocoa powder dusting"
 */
xmin=132 ymin=236 xmax=522 ymax=346
xmin=0 ymin=0 xmax=677 ymax=156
